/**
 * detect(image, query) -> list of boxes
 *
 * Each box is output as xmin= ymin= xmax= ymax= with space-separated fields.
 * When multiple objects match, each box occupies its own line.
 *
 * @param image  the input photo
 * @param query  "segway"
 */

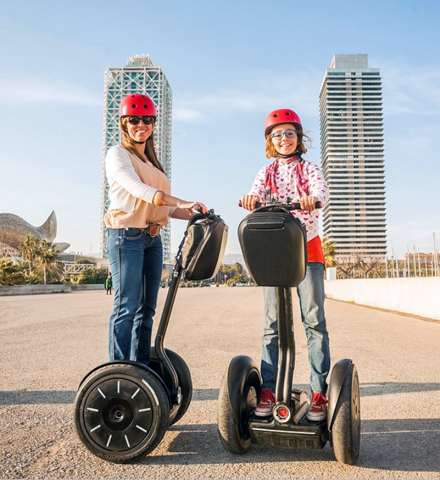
xmin=217 ymin=201 xmax=360 ymax=464
xmin=74 ymin=210 xmax=228 ymax=463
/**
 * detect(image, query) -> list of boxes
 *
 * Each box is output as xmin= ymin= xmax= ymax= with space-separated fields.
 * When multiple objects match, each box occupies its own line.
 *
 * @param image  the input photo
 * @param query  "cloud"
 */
xmin=173 ymin=68 xmax=323 ymax=122
xmin=0 ymin=75 xmax=101 ymax=107
xmin=381 ymin=63 xmax=440 ymax=116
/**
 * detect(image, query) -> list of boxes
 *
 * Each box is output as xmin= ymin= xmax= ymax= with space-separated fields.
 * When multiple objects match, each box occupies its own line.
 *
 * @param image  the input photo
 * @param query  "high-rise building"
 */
xmin=319 ymin=54 xmax=387 ymax=260
xmin=100 ymin=55 xmax=172 ymax=260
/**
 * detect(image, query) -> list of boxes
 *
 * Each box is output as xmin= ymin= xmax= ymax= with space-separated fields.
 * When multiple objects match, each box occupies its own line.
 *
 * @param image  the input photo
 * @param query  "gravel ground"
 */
xmin=0 ymin=288 xmax=439 ymax=479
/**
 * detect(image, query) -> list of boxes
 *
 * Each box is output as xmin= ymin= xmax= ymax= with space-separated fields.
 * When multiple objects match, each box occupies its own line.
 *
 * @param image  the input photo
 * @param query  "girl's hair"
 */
xmin=265 ymin=124 xmax=310 ymax=159
xmin=119 ymin=117 xmax=165 ymax=173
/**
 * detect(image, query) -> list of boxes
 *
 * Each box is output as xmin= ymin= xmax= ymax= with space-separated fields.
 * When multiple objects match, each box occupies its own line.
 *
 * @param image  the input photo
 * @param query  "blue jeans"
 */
xmin=261 ymin=262 xmax=330 ymax=395
xmin=107 ymin=228 xmax=163 ymax=366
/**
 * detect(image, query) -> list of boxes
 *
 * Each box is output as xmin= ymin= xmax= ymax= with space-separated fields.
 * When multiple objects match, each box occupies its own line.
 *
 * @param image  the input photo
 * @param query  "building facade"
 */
xmin=319 ymin=54 xmax=387 ymax=260
xmin=100 ymin=55 xmax=173 ymax=260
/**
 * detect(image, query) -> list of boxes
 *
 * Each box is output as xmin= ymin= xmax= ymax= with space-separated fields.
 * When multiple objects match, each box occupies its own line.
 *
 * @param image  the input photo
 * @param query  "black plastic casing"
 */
xmin=238 ymin=208 xmax=307 ymax=287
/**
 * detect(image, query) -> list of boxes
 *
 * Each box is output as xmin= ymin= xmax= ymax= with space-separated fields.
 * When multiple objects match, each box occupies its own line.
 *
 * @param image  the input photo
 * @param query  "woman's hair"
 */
xmin=265 ymin=124 xmax=310 ymax=159
xmin=119 ymin=117 xmax=165 ymax=173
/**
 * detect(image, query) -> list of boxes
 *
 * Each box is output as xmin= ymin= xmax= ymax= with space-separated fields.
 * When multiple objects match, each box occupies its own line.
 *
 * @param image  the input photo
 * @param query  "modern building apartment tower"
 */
xmin=100 ymin=55 xmax=173 ymax=259
xmin=319 ymin=54 xmax=387 ymax=260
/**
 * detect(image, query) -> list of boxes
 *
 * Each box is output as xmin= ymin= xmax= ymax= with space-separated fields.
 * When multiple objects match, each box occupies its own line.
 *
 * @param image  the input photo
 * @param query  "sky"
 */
xmin=0 ymin=0 xmax=439 ymax=259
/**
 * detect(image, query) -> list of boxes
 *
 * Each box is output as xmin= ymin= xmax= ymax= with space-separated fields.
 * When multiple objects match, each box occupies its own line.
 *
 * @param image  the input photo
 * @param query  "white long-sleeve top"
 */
xmin=248 ymin=158 xmax=329 ymax=241
xmin=104 ymin=145 xmax=175 ymax=228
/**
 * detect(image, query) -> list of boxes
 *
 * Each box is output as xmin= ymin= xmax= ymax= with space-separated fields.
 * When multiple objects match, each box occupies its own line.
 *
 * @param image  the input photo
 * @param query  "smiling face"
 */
xmin=125 ymin=117 xmax=154 ymax=144
xmin=270 ymin=123 xmax=298 ymax=156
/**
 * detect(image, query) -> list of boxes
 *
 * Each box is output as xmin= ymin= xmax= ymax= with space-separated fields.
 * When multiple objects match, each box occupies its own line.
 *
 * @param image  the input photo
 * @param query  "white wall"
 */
xmin=324 ymin=277 xmax=440 ymax=321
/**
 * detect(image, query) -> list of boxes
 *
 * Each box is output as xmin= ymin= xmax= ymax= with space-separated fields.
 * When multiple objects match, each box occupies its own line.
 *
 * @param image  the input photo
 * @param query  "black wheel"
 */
xmin=331 ymin=363 xmax=361 ymax=464
xmin=149 ymin=349 xmax=192 ymax=426
xmin=74 ymin=363 xmax=170 ymax=463
xmin=217 ymin=356 xmax=261 ymax=454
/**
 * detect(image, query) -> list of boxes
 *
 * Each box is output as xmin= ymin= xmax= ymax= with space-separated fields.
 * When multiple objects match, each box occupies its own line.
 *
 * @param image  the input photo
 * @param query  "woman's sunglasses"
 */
xmin=127 ymin=116 xmax=155 ymax=126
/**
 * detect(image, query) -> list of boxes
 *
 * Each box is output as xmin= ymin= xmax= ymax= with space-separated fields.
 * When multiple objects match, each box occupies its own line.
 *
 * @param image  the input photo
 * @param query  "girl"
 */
xmin=240 ymin=108 xmax=330 ymax=421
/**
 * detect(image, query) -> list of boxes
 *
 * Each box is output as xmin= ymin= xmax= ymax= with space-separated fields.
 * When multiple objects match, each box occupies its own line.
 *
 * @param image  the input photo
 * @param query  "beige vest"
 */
xmin=105 ymin=151 xmax=171 ymax=229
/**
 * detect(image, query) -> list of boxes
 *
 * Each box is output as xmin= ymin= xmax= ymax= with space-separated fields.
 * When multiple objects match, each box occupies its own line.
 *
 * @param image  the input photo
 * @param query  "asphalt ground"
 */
xmin=0 ymin=287 xmax=439 ymax=479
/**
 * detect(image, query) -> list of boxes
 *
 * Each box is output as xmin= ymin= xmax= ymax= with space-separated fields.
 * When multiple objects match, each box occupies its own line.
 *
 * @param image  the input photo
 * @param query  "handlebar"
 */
xmin=238 ymin=200 xmax=322 ymax=210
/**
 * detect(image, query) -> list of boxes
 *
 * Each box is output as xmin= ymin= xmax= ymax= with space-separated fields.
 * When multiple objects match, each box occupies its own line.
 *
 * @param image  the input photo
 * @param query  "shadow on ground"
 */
xmin=147 ymin=418 xmax=440 ymax=473
xmin=2 ymin=382 xmax=439 ymax=405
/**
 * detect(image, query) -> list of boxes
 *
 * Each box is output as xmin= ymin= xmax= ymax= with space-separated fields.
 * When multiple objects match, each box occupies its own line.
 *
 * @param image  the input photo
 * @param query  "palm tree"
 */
xmin=19 ymin=234 xmax=41 ymax=274
xmin=322 ymin=236 xmax=337 ymax=268
xmin=0 ymin=258 xmax=24 ymax=286
xmin=35 ymin=239 xmax=62 ymax=284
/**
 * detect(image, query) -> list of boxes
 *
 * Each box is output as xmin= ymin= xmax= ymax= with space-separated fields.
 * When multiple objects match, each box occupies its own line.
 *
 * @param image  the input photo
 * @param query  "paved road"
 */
xmin=1 ymin=288 xmax=439 ymax=479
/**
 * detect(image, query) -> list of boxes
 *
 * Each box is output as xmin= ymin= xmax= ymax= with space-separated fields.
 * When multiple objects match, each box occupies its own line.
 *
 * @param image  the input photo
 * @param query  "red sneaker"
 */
xmin=255 ymin=388 xmax=275 ymax=417
xmin=307 ymin=392 xmax=328 ymax=421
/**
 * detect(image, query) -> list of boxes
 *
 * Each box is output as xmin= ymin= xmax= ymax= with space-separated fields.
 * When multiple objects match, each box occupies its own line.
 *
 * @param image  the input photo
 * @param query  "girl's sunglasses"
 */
xmin=127 ymin=116 xmax=155 ymax=126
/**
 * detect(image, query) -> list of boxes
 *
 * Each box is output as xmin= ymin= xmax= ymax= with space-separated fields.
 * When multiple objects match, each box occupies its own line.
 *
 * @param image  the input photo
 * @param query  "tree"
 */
xmin=35 ymin=239 xmax=62 ymax=284
xmin=18 ymin=234 xmax=40 ymax=274
xmin=0 ymin=258 xmax=24 ymax=286
xmin=322 ymin=236 xmax=337 ymax=268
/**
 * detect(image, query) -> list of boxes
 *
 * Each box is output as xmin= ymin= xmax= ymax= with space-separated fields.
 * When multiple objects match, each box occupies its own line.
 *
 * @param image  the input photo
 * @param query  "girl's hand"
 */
xmin=240 ymin=195 xmax=259 ymax=211
xmin=300 ymin=195 xmax=318 ymax=212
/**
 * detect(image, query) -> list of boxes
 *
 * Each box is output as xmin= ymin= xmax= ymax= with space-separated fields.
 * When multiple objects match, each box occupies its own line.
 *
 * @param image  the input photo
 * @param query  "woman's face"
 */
xmin=126 ymin=117 xmax=154 ymax=143
xmin=270 ymin=123 xmax=298 ymax=156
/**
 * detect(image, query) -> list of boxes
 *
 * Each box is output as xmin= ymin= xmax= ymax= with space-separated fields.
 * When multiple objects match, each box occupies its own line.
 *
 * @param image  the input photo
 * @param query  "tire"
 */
xmin=217 ymin=362 xmax=260 ymax=454
xmin=74 ymin=363 xmax=170 ymax=463
xmin=331 ymin=363 xmax=361 ymax=465
xmin=149 ymin=349 xmax=192 ymax=426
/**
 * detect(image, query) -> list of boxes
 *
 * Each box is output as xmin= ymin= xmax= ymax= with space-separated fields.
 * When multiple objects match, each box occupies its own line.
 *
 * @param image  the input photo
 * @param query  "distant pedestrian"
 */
xmin=104 ymin=275 xmax=112 ymax=295
xmin=105 ymin=93 xmax=208 ymax=366
xmin=240 ymin=108 xmax=330 ymax=421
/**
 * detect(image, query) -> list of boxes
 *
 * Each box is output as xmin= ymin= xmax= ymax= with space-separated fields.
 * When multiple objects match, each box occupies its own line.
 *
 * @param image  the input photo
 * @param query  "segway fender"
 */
xmin=328 ymin=358 xmax=353 ymax=431
xmin=227 ymin=355 xmax=262 ymax=426
xmin=77 ymin=361 xmax=171 ymax=403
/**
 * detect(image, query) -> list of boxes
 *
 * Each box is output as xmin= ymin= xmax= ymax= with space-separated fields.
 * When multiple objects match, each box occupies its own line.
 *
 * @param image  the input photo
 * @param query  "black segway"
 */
xmin=74 ymin=210 xmax=228 ymax=463
xmin=217 ymin=201 xmax=360 ymax=465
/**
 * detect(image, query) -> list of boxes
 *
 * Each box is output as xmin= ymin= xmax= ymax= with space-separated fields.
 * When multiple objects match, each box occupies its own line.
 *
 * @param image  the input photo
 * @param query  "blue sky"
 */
xmin=0 ymin=0 xmax=439 ymax=259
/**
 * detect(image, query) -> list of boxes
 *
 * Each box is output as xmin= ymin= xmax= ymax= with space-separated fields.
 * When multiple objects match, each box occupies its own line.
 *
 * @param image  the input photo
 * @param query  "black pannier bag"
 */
xmin=180 ymin=213 xmax=228 ymax=281
xmin=238 ymin=209 xmax=307 ymax=287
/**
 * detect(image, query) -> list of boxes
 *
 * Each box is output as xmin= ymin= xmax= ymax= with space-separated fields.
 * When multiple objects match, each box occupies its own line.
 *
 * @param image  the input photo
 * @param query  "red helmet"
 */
xmin=264 ymin=109 xmax=302 ymax=136
xmin=119 ymin=93 xmax=157 ymax=117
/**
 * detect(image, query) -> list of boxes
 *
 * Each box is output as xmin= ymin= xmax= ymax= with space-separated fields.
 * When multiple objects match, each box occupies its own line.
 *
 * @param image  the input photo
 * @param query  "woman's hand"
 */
xmin=179 ymin=201 xmax=208 ymax=214
xmin=240 ymin=194 xmax=259 ymax=211
xmin=300 ymin=195 xmax=319 ymax=212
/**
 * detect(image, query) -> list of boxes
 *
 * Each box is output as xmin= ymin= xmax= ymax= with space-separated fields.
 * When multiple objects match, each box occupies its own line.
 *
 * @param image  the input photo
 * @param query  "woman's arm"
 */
xmin=153 ymin=191 xmax=207 ymax=214
xmin=105 ymin=147 xmax=158 ymax=203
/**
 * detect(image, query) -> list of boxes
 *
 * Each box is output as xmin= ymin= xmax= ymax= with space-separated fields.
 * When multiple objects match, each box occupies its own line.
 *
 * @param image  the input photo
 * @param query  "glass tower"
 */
xmin=319 ymin=54 xmax=387 ymax=260
xmin=100 ymin=55 xmax=172 ymax=260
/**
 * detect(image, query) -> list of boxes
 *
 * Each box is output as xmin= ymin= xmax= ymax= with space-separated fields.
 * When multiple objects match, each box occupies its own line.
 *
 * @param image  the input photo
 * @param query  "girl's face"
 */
xmin=126 ymin=117 xmax=154 ymax=144
xmin=270 ymin=123 xmax=298 ymax=156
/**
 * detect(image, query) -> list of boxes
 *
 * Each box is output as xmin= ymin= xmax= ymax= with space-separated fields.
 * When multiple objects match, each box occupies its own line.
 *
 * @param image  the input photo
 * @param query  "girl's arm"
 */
xmin=306 ymin=162 xmax=329 ymax=207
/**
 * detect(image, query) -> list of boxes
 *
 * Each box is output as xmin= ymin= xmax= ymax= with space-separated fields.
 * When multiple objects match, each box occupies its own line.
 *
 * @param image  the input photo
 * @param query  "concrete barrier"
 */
xmin=325 ymin=277 xmax=440 ymax=320
xmin=0 ymin=284 xmax=105 ymax=296
xmin=70 ymin=284 xmax=105 ymax=291
xmin=0 ymin=285 xmax=71 ymax=296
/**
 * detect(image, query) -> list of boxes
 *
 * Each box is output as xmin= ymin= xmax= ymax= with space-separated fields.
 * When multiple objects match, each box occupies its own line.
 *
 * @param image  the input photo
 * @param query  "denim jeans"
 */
xmin=107 ymin=228 xmax=163 ymax=366
xmin=261 ymin=262 xmax=330 ymax=395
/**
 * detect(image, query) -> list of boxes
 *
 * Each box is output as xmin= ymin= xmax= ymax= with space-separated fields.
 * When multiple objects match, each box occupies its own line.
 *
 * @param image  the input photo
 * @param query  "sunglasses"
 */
xmin=127 ymin=116 xmax=155 ymax=126
xmin=270 ymin=129 xmax=297 ymax=140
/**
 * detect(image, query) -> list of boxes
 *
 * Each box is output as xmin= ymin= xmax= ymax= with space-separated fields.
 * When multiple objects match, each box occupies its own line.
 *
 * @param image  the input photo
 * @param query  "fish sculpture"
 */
xmin=0 ymin=211 xmax=69 ymax=252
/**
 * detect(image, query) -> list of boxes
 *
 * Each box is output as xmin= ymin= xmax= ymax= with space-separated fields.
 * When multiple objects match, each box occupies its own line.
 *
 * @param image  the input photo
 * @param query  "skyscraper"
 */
xmin=319 ymin=54 xmax=387 ymax=260
xmin=100 ymin=55 xmax=172 ymax=260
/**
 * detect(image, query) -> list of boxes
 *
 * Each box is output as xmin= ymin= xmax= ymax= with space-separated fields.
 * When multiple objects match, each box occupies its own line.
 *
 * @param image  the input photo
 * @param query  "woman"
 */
xmin=240 ymin=108 xmax=330 ymax=421
xmin=105 ymin=93 xmax=207 ymax=366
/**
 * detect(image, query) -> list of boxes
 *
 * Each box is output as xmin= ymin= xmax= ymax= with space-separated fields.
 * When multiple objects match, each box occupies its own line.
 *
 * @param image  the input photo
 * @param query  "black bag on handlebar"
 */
xmin=180 ymin=214 xmax=228 ymax=281
xmin=238 ymin=208 xmax=307 ymax=287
